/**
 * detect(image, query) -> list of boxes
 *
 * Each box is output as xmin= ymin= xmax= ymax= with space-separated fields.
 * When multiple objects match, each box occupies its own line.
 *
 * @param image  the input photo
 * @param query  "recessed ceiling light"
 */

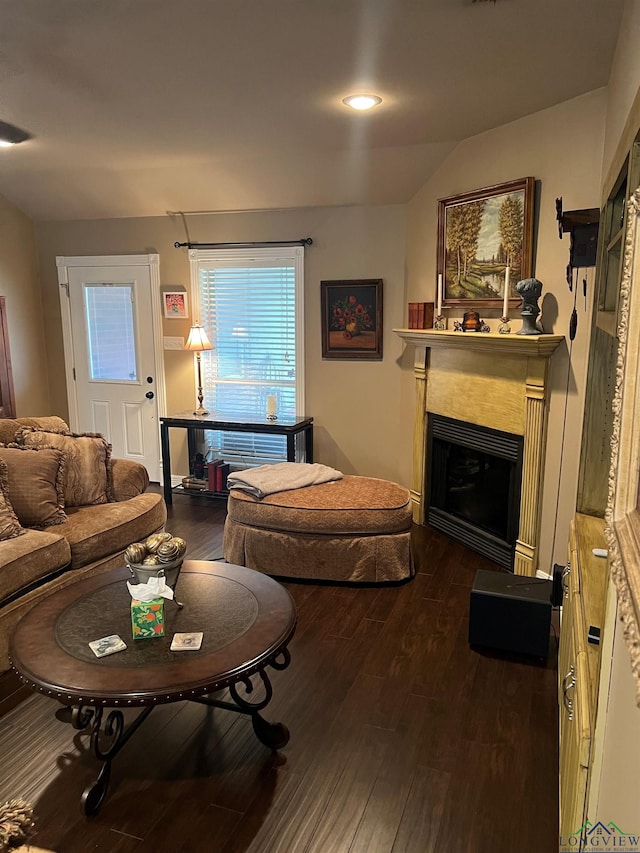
xmin=342 ymin=95 xmax=382 ymax=111
xmin=0 ymin=120 xmax=32 ymax=148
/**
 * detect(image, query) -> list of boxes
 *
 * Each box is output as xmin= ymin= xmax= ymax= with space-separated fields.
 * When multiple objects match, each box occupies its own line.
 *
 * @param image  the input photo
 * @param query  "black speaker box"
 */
xmin=469 ymin=569 xmax=553 ymax=659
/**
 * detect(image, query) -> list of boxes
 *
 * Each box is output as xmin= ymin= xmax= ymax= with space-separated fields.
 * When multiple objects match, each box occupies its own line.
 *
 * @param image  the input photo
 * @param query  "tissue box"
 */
xmin=131 ymin=598 xmax=165 ymax=639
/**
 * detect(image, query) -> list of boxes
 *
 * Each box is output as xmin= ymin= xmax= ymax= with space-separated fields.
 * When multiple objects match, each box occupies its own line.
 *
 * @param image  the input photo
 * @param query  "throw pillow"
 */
xmin=0 ymin=445 xmax=67 ymax=528
xmin=16 ymin=428 xmax=112 ymax=507
xmin=0 ymin=458 xmax=25 ymax=540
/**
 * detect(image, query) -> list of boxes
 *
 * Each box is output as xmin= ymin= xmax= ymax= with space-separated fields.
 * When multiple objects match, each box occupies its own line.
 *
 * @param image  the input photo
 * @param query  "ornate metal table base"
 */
xmin=67 ymin=649 xmax=291 ymax=816
xmin=71 ymin=704 xmax=154 ymax=815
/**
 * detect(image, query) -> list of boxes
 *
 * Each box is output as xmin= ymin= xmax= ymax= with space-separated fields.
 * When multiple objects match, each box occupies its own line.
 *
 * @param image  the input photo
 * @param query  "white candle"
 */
xmin=437 ymin=273 xmax=443 ymax=316
xmin=266 ymin=395 xmax=277 ymax=416
xmin=503 ymin=266 xmax=510 ymax=318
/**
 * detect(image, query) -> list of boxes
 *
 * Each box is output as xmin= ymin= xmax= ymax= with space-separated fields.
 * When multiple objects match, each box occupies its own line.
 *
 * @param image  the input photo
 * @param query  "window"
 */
xmin=189 ymin=247 xmax=305 ymax=465
xmin=84 ymin=284 xmax=137 ymax=381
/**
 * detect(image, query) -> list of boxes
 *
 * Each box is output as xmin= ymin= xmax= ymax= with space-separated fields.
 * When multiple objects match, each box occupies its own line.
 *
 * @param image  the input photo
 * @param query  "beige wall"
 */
xmin=35 ymin=204 xmax=406 ymax=481
xmin=602 ymin=0 xmax=640 ymax=184
xmin=0 ymin=193 xmax=50 ymax=415
xmin=403 ymin=89 xmax=607 ymax=575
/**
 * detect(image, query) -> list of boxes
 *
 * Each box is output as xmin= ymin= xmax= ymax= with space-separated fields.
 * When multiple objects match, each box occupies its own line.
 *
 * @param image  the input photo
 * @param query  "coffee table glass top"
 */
xmin=10 ymin=560 xmax=296 ymax=706
xmin=56 ymin=572 xmax=259 ymax=667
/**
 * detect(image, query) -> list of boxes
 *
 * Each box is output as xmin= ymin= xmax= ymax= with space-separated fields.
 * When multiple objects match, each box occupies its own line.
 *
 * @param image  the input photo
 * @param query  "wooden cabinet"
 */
xmin=559 ymin=515 xmax=607 ymax=842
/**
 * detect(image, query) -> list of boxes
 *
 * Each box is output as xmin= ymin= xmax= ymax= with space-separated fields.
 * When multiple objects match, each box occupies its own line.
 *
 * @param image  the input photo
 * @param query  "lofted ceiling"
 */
xmin=0 ymin=0 xmax=626 ymax=222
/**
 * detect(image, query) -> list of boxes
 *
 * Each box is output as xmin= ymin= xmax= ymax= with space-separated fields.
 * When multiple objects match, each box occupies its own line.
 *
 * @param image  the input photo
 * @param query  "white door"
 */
xmin=57 ymin=255 xmax=165 ymax=482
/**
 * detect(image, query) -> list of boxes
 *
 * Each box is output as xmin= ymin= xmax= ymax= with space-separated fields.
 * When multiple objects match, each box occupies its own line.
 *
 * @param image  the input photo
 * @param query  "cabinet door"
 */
xmin=559 ymin=615 xmax=591 ymax=844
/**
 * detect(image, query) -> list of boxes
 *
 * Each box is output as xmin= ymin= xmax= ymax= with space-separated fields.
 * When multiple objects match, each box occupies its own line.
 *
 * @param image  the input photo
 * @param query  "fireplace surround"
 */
xmin=394 ymin=329 xmax=564 ymax=575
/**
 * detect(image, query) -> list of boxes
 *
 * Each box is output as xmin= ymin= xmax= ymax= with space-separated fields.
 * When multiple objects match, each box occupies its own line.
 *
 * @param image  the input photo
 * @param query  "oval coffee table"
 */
xmin=10 ymin=560 xmax=296 ymax=815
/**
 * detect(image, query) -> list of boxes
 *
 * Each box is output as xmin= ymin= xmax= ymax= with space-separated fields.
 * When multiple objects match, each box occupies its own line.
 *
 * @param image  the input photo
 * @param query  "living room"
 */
xmin=1 ymin=1 xmax=640 ymax=850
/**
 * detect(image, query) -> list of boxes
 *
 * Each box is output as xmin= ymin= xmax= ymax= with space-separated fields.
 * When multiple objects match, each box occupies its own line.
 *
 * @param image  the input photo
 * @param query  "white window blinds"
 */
xmin=84 ymin=284 xmax=137 ymax=382
xmin=190 ymin=247 xmax=305 ymax=464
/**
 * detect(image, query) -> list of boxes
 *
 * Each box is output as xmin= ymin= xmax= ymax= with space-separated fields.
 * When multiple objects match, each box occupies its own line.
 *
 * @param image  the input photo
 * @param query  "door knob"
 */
xmin=145 ymin=391 xmax=155 ymax=400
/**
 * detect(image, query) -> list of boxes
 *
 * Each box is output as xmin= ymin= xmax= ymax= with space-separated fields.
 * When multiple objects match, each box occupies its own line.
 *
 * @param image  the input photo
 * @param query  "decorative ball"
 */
xmin=125 ymin=542 xmax=147 ymax=565
xmin=142 ymin=554 xmax=161 ymax=565
xmin=170 ymin=536 xmax=187 ymax=557
xmin=157 ymin=541 xmax=180 ymax=563
xmin=145 ymin=532 xmax=172 ymax=553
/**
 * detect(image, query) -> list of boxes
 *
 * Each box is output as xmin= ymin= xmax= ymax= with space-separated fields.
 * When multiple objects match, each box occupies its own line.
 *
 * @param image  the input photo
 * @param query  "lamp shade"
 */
xmin=184 ymin=323 xmax=213 ymax=352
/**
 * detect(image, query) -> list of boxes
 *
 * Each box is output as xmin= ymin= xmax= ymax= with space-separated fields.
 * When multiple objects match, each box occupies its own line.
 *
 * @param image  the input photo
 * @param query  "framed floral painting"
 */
xmin=437 ymin=177 xmax=535 ymax=308
xmin=162 ymin=290 xmax=189 ymax=319
xmin=321 ymin=279 xmax=383 ymax=359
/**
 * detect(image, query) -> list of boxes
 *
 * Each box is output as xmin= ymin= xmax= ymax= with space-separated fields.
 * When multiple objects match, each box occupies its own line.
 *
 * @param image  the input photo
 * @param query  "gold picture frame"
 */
xmin=437 ymin=177 xmax=535 ymax=309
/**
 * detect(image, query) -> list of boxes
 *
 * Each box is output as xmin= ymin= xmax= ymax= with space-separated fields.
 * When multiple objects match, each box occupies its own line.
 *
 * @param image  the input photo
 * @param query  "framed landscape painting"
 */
xmin=437 ymin=177 xmax=535 ymax=308
xmin=321 ymin=279 xmax=383 ymax=359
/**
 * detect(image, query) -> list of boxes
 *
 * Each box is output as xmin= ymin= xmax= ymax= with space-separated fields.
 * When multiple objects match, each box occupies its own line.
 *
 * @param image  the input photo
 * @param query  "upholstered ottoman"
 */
xmin=223 ymin=475 xmax=413 ymax=583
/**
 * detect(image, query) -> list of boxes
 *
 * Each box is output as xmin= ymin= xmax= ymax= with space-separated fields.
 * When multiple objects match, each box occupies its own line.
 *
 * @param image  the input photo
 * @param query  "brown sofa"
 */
xmin=0 ymin=417 xmax=167 ymax=671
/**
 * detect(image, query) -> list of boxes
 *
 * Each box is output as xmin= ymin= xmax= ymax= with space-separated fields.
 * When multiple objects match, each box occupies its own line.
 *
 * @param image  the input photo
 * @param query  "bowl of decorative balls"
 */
xmin=124 ymin=532 xmax=187 ymax=587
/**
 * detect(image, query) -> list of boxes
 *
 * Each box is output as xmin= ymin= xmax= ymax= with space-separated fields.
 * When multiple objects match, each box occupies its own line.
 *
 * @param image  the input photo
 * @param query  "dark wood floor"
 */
xmin=0 ymin=491 xmax=559 ymax=852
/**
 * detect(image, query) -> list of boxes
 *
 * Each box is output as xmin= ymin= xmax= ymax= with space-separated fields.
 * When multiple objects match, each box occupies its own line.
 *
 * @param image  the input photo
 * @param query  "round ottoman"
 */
xmin=223 ymin=475 xmax=413 ymax=583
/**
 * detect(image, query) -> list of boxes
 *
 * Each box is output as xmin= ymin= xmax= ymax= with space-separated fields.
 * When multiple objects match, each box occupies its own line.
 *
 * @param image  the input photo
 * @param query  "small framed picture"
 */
xmin=321 ymin=279 xmax=383 ymax=360
xmin=163 ymin=291 xmax=189 ymax=319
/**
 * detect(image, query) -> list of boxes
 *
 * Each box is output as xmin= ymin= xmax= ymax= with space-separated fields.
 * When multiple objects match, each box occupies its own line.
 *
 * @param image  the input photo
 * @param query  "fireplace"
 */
xmin=427 ymin=415 xmax=523 ymax=570
xmin=393 ymin=329 xmax=564 ymax=575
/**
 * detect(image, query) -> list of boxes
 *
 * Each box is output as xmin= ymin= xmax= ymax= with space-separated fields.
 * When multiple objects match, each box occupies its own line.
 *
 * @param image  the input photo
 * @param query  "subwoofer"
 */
xmin=468 ymin=569 xmax=553 ymax=659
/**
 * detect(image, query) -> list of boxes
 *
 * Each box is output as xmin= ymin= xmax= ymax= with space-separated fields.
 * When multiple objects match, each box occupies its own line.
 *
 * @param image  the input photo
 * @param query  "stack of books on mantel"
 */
xmin=407 ymin=302 xmax=434 ymax=329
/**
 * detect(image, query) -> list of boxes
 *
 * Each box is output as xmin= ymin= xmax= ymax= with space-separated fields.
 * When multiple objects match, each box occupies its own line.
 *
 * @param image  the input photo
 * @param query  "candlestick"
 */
xmin=437 ymin=273 xmax=443 ymax=316
xmin=266 ymin=395 xmax=278 ymax=420
xmin=502 ymin=266 xmax=510 ymax=319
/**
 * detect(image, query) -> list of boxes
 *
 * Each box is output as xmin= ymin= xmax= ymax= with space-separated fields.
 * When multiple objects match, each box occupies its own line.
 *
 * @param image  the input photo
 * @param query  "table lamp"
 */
xmin=184 ymin=323 xmax=213 ymax=416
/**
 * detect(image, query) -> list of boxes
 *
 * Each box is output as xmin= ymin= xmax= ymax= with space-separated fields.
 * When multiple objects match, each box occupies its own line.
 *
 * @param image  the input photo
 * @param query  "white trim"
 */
xmin=57 ymin=254 xmax=160 ymax=268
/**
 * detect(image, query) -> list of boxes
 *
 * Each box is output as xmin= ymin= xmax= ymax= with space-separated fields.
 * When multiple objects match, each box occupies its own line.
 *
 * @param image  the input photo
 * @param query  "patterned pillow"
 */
xmin=0 ymin=445 xmax=67 ymax=528
xmin=0 ymin=458 xmax=25 ymax=540
xmin=17 ymin=429 xmax=112 ymax=507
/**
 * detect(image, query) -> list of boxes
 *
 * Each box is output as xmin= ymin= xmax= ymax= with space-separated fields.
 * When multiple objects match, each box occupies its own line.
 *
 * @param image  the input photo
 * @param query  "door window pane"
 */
xmin=85 ymin=284 xmax=137 ymax=381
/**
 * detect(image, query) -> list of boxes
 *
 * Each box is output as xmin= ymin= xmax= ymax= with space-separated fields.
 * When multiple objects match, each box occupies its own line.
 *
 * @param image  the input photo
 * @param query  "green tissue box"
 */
xmin=131 ymin=598 xmax=165 ymax=639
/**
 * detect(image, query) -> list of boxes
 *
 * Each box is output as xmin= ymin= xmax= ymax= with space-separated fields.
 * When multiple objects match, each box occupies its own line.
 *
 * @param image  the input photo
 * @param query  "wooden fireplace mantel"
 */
xmin=394 ymin=327 xmax=565 ymax=575
xmin=394 ymin=328 xmax=565 ymax=357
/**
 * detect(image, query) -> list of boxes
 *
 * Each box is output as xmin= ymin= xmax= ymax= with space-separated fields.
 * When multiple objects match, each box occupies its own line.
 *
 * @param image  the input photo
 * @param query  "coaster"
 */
xmin=171 ymin=632 xmax=203 ymax=651
xmin=89 ymin=634 xmax=127 ymax=658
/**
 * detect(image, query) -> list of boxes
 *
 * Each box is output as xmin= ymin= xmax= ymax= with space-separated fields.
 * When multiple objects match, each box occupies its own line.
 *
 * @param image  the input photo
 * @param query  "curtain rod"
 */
xmin=174 ymin=238 xmax=313 ymax=250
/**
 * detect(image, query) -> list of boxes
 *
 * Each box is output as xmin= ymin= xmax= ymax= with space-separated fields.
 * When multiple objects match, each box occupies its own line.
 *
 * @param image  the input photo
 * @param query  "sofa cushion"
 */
xmin=0 ymin=445 xmax=67 ymax=528
xmin=0 ymin=528 xmax=70 ymax=604
xmin=60 ymin=492 xmax=167 ymax=569
xmin=18 ymin=429 xmax=112 ymax=507
xmin=0 ymin=459 xmax=24 ymax=541
xmin=0 ymin=417 xmax=68 ymax=447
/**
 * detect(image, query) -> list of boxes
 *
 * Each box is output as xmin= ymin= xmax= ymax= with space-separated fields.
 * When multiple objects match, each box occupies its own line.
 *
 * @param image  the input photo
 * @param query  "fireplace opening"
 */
xmin=426 ymin=415 xmax=523 ymax=570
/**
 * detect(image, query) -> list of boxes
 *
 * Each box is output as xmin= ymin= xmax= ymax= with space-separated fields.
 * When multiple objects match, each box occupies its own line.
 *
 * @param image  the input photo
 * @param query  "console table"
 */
xmin=160 ymin=412 xmax=314 ymax=504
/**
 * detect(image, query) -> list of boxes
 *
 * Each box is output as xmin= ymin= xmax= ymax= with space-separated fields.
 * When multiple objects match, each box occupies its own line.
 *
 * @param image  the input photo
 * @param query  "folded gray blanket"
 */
xmin=226 ymin=462 xmax=343 ymax=499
